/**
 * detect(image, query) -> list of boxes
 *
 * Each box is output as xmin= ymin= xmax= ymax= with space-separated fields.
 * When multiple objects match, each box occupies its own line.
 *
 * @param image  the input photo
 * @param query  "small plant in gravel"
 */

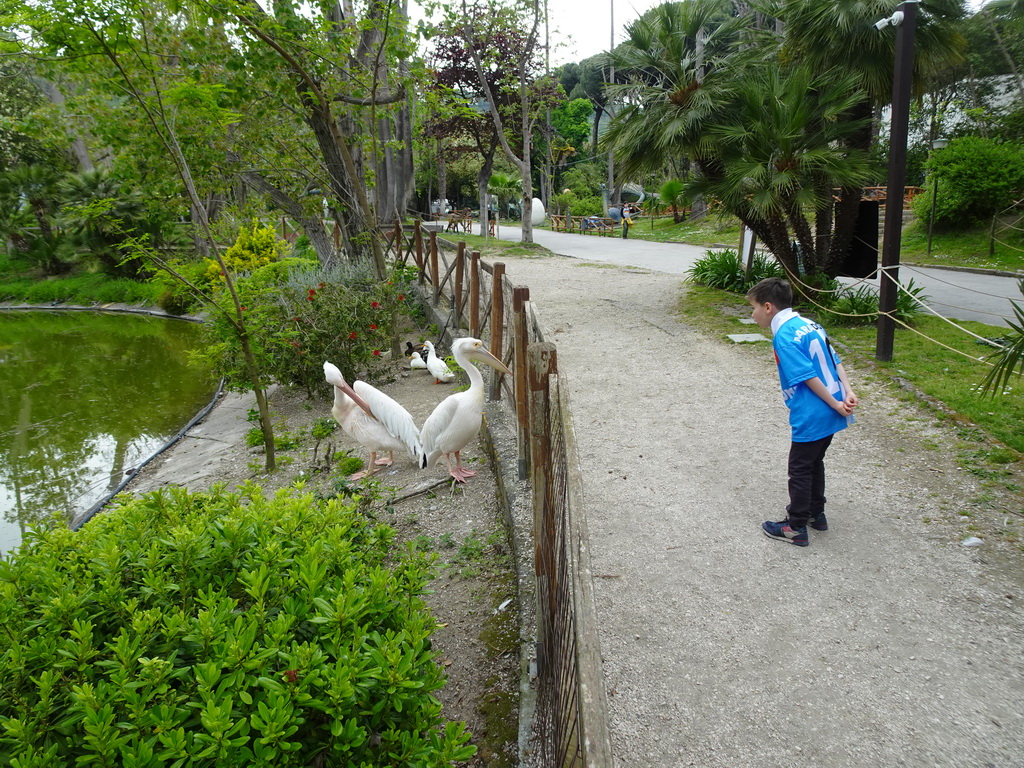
xmin=0 ymin=483 xmax=476 ymax=766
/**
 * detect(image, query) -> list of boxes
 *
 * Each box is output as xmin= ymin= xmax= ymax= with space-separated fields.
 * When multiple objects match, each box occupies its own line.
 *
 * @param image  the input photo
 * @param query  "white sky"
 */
xmin=411 ymin=0 xmax=665 ymax=67
xmin=546 ymin=0 xmax=666 ymax=65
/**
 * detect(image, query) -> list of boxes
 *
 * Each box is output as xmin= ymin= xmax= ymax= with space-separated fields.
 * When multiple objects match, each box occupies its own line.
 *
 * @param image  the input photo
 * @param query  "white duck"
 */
xmin=409 ymin=351 xmax=427 ymax=370
xmin=324 ymin=361 xmax=423 ymax=479
xmin=422 ymin=340 xmax=455 ymax=383
xmin=420 ymin=337 xmax=512 ymax=482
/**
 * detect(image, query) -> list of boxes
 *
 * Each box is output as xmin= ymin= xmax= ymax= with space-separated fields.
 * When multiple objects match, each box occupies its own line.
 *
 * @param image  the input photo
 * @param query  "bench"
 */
xmin=575 ymin=216 xmax=619 ymax=236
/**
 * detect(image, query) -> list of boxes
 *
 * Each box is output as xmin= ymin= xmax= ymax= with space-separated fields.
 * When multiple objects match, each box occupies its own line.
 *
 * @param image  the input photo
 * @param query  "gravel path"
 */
xmin=496 ymin=252 xmax=1024 ymax=768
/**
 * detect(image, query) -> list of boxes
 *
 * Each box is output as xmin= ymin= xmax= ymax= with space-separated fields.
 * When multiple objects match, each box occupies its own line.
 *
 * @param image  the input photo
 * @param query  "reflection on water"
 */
xmin=0 ymin=311 xmax=217 ymax=555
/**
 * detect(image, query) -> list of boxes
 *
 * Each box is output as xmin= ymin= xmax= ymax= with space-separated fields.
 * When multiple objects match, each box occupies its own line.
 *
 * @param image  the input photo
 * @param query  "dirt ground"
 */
xmin=125 ymin=357 xmax=522 ymax=767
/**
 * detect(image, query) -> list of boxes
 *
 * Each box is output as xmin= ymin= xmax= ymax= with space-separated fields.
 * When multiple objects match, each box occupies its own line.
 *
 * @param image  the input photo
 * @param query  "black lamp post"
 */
xmin=926 ymin=137 xmax=949 ymax=258
xmin=875 ymin=0 xmax=919 ymax=363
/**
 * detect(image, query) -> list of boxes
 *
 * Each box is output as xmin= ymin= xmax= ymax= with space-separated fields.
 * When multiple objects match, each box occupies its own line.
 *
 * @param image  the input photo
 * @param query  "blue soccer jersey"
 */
xmin=771 ymin=310 xmax=850 ymax=442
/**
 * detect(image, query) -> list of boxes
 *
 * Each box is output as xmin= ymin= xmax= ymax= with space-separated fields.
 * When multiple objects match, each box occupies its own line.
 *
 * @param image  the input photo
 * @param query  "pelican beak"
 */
xmin=335 ymin=380 xmax=374 ymax=418
xmin=472 ymin=346 xmax=512 ymax=375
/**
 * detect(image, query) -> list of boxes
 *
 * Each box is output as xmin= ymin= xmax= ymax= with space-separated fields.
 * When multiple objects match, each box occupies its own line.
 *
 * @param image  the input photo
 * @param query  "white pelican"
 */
xmin=422 ymin=340 xmax=455 ymax=383
xmin=324 ymin=361 xmax=423 ymax=479
xmin=420 ymin=337 xmax=511 ymax=482
xmin=409 ymin=351 xmax=427 ymax=370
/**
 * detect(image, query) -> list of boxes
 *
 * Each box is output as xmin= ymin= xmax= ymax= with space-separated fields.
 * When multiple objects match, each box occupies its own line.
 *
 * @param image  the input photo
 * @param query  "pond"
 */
xmin=0 ymin=310 xmax=218 ymax=556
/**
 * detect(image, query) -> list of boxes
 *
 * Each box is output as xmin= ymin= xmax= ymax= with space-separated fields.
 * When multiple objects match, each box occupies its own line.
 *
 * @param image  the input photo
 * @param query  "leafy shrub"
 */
xmin=0 ymin=483 xmax=475 ymax=766
xmin=568 ymin=195 xmax=605 ymax=217
xmin=151 ymin=259 xmax=214 ymax=315
xmin=686 ymin=249 xmax=785 ymax=292
xmin=204 ymin=220 xmax=289 ymax=284
xmin=198 ymin=259 xmax=416 ymax=396
xmin=815 ymin=278 xmax=928 ymax=326
xmin=911 ymin=137 xmax=1024 ymax=228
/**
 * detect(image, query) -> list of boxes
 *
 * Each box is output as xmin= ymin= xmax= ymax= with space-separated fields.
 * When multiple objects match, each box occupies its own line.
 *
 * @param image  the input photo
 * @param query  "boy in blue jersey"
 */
xmin=746 ymin=278 xmax=858 ymax=547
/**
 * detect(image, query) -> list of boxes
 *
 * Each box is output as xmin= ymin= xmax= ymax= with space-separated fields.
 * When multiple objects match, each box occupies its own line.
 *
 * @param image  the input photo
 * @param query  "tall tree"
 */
xmin=455 ymin=0 xmax=556 ymax=242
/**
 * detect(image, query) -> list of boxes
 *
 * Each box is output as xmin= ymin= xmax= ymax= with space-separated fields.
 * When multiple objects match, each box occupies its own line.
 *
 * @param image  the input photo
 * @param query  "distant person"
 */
xmin=746 ymin=277 xmax=858 ymax=547
xmin=622 ymin=203 xmax=635 ymax=239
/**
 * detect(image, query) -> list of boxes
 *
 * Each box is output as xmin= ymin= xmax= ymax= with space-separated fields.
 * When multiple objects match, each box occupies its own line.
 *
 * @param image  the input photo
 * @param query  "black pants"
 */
xmin=786 ymin=434 xmax=833 ymax=527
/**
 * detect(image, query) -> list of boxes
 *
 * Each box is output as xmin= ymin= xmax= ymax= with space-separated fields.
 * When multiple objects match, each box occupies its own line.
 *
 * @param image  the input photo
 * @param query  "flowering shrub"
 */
xmin=197 ymin=259 xmax=417 ymax=396
xmin=0 ymin=483 xmax=475 ymax=766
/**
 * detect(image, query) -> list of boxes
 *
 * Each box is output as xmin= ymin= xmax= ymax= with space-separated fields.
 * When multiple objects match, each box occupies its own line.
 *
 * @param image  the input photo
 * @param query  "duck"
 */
xmin=422 ymin=340 xmax=456 ymax=383
xmin=409 ymin=351 xmax=427 ymax=370
xmin=324 ymin=361 xmax=423 ymax=479
xmin=420 ymin=337 xmax=512 ymax=482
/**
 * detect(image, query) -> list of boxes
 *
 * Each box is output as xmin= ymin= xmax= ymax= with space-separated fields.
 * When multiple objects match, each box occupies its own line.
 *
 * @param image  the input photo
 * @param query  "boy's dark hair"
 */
xmin=746 ymin=277 xmax=793 ymax=308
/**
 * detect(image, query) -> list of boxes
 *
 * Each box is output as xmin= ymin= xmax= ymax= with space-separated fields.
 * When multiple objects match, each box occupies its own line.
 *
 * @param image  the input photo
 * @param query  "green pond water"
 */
xmin=0 ymin=311 xmax=218 ymax=556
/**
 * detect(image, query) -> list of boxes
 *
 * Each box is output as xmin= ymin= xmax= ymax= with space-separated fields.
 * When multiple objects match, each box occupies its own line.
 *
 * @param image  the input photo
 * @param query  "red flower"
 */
xmin=318 ymin=282 xmax=326 ymax=289
xmin=372 ymin=349 xmax=381 ymax=357
xmin=240 ymin=306 xmax=246 ymax=312
xmin=293 ymin=317 xmax=300 ymax=322
xmin=349 ymin=332 xmax=357 ymax=339
xmin=283 ymin=669 xmax=298 ymax=683
xmin=369 ymin=324 xmax=377 ymax=330
xmin=397 ymin=294 xmax=405 ymax=302
xmin=371 ymin=301 xmax=380 ymax=309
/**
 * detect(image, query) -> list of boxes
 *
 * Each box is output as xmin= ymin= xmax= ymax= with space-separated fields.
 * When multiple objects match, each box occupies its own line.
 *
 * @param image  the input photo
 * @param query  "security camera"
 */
xmin=873 ymin=10 xmax=904 ymax=30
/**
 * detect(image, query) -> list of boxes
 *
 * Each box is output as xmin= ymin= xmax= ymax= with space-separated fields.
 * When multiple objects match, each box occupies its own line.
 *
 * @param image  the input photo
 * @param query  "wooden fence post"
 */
xmin=528 ymin=342 xmax=558 ymax=633
xmin=470 ymin=251 xmax=481 ymax=338
xmin=414 ymin=220 xmax=424 ymax=281
xmin=513 ymin=285 xmax=530 ymax=480
xmin=429 ymin=231 xmax=440 ymax=304
xmin=488 ymin=263 xmax=506 ymax=402
xmin=454 ymin=242 xmax=465 ymax=327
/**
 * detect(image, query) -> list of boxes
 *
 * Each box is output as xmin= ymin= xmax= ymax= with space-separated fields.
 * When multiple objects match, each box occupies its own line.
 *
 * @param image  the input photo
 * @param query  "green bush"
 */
xmin=199 ymin=260 xmax=416 ymax=396
xmin=686 ymin=249 xmax=785 ymax=292
xmin=815 ymin=278 xmax=928 ymax=327
xmin=568 ymin=195 xmax=604 ymax=218
xmin=912 ymin=137 xmax=1024 ymax=228
xmin=0 ymin=483 xmax=475 ymax=766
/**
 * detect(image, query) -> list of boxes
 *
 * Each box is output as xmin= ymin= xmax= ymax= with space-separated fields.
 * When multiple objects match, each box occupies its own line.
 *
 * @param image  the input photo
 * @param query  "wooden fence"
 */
xmin=381 ymin=220 xmax=614 ymax=767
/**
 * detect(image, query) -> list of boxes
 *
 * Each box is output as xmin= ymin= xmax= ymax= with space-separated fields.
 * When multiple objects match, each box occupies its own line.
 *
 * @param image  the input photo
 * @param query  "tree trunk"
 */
xmin=477 ymin=141 xmax=498 ymax=239
xmin=239 ymin=170 xmax=336 ymax=265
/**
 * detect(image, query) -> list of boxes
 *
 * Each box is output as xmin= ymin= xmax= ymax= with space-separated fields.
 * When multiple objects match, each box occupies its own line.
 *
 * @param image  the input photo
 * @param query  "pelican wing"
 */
xmin=352 ymin=381 xmax=422 ymax=459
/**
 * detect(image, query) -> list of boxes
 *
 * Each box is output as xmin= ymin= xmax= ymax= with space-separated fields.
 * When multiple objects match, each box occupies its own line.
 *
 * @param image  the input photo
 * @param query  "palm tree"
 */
xmin=659 ymin=179 xmax=686 ymax=223
xmin=602 ymin=0 xmax=967 ymax=279
xmin=775 ymin=0 xmax=966 ymax=273
xmin=0 ymin=165 xmax=67 ymax=275
xmin=981 ymin=281 xmax=1024 ymax=395
xmin=487 ymin=172 xmax=520 ymax=240
xmin=58 ymin=169 xmax=150 ymax=278
xmin=688 ymin=63 xmax=873 ymax=277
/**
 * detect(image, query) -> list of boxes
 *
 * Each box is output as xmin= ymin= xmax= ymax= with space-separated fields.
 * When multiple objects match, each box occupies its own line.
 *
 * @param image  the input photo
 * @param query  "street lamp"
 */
xmin=875 ymin=0 xmax=919 ymax=363
xmin=926 ymin=137 xmax=949 ymax=257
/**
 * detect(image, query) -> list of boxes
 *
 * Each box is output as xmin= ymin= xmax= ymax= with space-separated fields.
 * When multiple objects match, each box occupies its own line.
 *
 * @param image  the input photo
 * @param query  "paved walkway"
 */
xmin=495 ymin=226 xmax=1023 ymax=327
xmin=485 ymin=229 xmax=1024 ymax=766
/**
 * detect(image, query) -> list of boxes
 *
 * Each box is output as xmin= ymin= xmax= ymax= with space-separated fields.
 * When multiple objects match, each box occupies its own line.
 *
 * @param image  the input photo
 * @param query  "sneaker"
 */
xmin=809 ymin=513 xmax=828 ymax=531
xmin=762 ymin=519 xmax=809 ymax=547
